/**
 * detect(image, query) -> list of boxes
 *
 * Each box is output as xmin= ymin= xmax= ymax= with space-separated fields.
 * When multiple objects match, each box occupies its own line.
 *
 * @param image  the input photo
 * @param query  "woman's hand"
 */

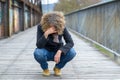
xmin=44 ymin=26 xmax=57 ymax=38
xmin=54 ymin=50 xmax=62 ymax=64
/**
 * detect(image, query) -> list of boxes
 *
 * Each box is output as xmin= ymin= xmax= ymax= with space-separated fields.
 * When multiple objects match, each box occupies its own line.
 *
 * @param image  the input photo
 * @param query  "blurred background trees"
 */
xmin=42 ymin=0 xmax=114 ymax=14
xmin=54 ymin=0 xmax=102 ymax=14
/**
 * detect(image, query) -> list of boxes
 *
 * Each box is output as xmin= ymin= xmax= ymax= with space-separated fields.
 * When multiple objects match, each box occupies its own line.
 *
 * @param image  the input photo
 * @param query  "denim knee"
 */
xmin=65 ymin=48 xmax=76 ymax=62
xmin=34 ymin=48 xmax=47 ymax=62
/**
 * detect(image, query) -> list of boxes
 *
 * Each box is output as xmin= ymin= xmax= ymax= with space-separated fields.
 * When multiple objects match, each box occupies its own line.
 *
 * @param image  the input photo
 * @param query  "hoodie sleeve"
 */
xmin=59 ymin=28 xmax=74 ymax=54
xmin=36 ymin=25 xmax=48 ymax=48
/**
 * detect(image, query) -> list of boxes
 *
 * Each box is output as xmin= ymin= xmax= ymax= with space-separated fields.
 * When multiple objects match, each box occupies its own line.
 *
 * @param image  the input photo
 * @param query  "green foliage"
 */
xmin=54 ymin=0 xmax=80 ymax=14
xmin=54 ymin=0 xmax=101 ymax=14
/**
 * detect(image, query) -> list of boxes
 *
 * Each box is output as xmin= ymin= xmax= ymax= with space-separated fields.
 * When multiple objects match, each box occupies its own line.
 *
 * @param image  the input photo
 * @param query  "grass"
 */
xmin=93 ymin=44 xmax=114 ymax=59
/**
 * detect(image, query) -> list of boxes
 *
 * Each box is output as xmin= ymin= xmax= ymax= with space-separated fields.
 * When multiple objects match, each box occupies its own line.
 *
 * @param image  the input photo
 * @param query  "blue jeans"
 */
xmin=33 ymin=48 xmax=76 ymax=70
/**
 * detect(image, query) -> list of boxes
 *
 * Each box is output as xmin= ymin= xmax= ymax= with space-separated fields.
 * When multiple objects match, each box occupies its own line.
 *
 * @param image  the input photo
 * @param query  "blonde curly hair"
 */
xmin=40 ymin=11 xmax=66 ymax=35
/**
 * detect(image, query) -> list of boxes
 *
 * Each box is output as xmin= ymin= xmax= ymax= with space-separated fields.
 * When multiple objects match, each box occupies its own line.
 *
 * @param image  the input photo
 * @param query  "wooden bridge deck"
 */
xmin=0 ymin=26 xmax=120 ymax=80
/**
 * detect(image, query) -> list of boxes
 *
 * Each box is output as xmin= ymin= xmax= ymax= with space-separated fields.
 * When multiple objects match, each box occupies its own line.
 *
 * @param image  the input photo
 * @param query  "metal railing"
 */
xmin=65 ymin=0 xmax=120 ymax=62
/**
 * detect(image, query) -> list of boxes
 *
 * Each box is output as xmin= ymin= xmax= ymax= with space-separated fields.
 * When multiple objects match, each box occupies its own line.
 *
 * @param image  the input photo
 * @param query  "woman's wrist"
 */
xmin=44 ymin=32 xmax=49 ymax=39
xmin=57 ymin=50 xmax=62 ymax=54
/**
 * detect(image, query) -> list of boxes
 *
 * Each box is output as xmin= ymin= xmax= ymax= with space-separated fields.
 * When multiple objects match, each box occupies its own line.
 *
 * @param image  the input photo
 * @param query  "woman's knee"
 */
xmin=34 ymin=48 xmax=46 ymax=61
xmin=66 ymin=48 xmax=76 ymax=61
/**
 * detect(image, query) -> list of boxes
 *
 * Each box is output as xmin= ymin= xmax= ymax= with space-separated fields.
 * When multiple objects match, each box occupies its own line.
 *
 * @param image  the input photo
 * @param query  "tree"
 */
xmin=54 ymin=0 xmax=101 ymax=14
